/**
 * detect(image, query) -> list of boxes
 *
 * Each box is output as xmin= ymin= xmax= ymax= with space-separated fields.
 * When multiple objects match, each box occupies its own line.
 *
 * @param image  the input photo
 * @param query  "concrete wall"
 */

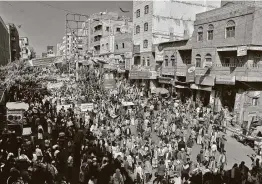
xmin=0 ymin=17 xmax=10 ymax=66
xmin=192 ymin=5 xmax=255 ymax=48
xmin=100 ymin=35 xmax=114 ymax=54
xmin=114 ymin=33 xmax=132 ymax=55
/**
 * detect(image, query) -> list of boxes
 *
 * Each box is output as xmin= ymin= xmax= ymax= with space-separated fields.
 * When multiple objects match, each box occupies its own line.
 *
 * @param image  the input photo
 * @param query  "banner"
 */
xmin=81 ymin=103 xmax=94 ymax=112
xmin=186 ymin=64 xmax=195 ymax=83
xmin=47 ymin=82 xmax=64 ymax=89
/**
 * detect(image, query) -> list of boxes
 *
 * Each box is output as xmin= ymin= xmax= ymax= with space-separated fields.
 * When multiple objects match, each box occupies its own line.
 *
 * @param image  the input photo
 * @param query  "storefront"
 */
xmin=214 ymin=76 xmax=236 ymax=112
xmin=192 ymin=75 xmax=215 ymax=106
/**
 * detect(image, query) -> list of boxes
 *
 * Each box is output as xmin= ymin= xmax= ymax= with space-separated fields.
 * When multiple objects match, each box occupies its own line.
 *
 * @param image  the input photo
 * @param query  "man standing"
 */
xmin=239 ymin=161 xmax=249 ymax=184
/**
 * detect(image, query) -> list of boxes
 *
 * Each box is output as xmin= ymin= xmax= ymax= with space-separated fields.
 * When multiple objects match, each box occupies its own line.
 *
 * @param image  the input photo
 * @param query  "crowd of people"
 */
xmin=0 ymin=63 xmax=262 ymax=184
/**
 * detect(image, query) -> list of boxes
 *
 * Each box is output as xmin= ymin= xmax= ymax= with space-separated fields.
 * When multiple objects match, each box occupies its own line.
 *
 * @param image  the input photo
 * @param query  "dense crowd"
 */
xmin=0 ymin=64 xmax=262 ymax=184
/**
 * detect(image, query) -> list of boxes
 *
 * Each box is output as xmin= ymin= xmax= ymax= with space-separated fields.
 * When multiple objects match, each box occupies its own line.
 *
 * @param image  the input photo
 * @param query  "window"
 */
xmin=136 ymin=25 xmax=140 ymax=34
xmin=142 ymin=57 xmax=146 ymax=66
xmin=146 ymin=57 xmax=150 ymax=66
xmin=116 ymin=44 xmax=118 ymax=50
xmin=143 ymin=39 xmax=148 ymax=48
xmin=144 ymin=5 xmax=149 ymax=14
xmin=144 ymin=22 xmax=148 ymax=31
xmin=205 ymin=54 xmax=212 ymax=63
xmin=226 ymin=20 xmax=235 ymax=38
xmin=252 ymin=98 xmax=259 ymax=106
xmin=106 ymin=27 xmax=109 ymax=31
xmin=116 ymin=28 xmax=120 ymax=32
xmin=122 ymin=43 xmax=125 ymax=48
xmin=171 ymin=55 xmax=175 ymax=66
xmin=106 ymin=43 xmax=109 ymax=50
xmin=195 ymin=54 xmax=201 ymax=67
xmin=164 ymin=55 xmax=169 ymax=67
xmin=136 ymin=9 xmax=140 ymax=18
xmin=197 ymin=27 xmax=203 ymax=41
xmin=207 ymin=24 xmax=214 ymax=40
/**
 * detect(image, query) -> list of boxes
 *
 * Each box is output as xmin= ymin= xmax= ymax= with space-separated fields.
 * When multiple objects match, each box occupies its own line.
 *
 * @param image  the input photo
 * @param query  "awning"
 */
xmin=190 ymin=84 xmax=212 ymax=91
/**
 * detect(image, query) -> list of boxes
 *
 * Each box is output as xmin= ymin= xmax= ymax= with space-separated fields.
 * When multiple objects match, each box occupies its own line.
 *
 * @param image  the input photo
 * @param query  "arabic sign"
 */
xmin=81 ymin=103 xmax=94 ymax=112
xmin=186 ymin=64 xmax=195 ymax=83
xmin=216 ymin=76 xmax=235 ymax=85
xmin=237 ymin=46 xmax=247 ymax=56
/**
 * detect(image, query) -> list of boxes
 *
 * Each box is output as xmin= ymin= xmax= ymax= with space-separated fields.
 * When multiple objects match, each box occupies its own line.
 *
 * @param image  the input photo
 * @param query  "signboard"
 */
xmin=47 ymin=82 xmax=64 ymax=89
xmin=216 ymin=76 xmax=235 ymax=85
xmin=129 ymin=71 xmax=158 ymax=79
xmin=30 ymin=57 xmax=57 ymax=67
xmin=186 ymin=64 xmax=195 ymax=83
xmin=56 ymin=104 xmax=72 ymax=112
xmin=195 ymin=75 xmax=215 ymax=86
xmin=81 ymin=103 xmax=94 ymax=112
xmin=237 ymin=46 xmax=247 ymax=56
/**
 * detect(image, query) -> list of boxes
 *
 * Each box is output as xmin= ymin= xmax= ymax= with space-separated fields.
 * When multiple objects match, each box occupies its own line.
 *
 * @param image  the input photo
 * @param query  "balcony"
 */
xmin=93 ymin=30 xmax=102 ymax=36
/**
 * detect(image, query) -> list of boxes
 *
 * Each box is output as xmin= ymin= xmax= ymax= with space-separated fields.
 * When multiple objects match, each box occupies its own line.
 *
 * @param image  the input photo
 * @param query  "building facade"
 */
xmin=19 ymin=37 xmax=35 ymax=60
xmin=6 ymin=23 xmax=20 ymax=62
xmin=0 ymin=16 xmax=10 ymax=66
xmin=156 ymin=1 xmax=262 ymax=127
xmin=130 ymin=0 xmax=221 ymax=89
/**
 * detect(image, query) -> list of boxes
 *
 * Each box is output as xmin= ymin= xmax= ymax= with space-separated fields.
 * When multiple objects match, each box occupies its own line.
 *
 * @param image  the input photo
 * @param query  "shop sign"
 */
xmin=129 ymin=71 xmax=158 ymax=79
xmin=237 ymin=46 xmax=247 ymax=56
xmin=190 ymin=84 xmax=212 ymax=91
xmin=159 ymin=78 xmax=172 ymax=84
xmin=186 ymin=64 xmax=195 ymax=83
xmin=195 ymin=75 xmax=215 ymax=86
xmin=81 ymin=103 xmax=94 ymax=112
xmin=216 ymin=76 xmax=236 ymax=85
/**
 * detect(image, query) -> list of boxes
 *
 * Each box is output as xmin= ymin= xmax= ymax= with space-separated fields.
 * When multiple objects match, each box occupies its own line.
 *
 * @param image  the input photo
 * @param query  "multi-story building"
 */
xmin=88 ymin=12 xmax=132 ymax=56
xmin=42 ymin=52 xmax=47 ymax=58
xmin=19 ymin=37 xmax=35 ymax=60
xmin=6 ymin=23 xmax=20 ymax=62
xmin=130 ymin=0 xmax=221 ymax=90
xmin=0 ymin=16 xmax=10 ymax=66
xmin=157 ymin=0 xmax=262 ymax=127
xmin=47 ymin=46 xmax=55 ymax=57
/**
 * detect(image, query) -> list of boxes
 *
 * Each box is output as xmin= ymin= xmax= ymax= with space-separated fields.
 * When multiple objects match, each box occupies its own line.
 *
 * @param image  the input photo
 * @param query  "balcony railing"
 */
xmin=214 ymin=63 xmax=262 ymax=68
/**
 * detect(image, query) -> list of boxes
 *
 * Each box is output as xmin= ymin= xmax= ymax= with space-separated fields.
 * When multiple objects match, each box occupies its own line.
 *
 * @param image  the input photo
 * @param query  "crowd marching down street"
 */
xmin=0 ymin=63 xmax=262 ymax=184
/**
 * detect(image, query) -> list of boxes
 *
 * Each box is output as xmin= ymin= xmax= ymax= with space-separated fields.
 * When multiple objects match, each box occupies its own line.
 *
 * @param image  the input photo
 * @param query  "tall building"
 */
xmin=47 ymin=46 xmax=55 ymax=57
xmin=6 ymin=23 xmax=20 ymax=62
xmin=130 ymin=0 xmax=221 ymax=87
xmin=0 ymin=16 xmax=10 ymax=66
xmin=19 ymin=37 xmax=35 ymax=60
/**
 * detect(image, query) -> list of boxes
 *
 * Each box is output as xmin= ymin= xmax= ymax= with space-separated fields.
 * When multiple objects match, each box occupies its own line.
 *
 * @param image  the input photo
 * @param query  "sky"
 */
xmin=0 ymin=1 xmax=133 ymax=55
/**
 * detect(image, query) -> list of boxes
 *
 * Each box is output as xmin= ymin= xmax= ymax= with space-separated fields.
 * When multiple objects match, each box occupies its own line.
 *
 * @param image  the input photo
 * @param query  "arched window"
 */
xmin=136 ymin=25 xmax=140 ymax=34
xmin=171 ymin=55 xmax=175 ymax=66
xmin=143 ymin=39 xmax=148 ymax=48
xmin=226 ymin=20 xmax=235 ymax=38
xmin=207 ymin=24 xmax=214 ymax=40
xmin=147 ymin=57 xmax=150 ymax=66
xmin=144 ymin=22 xmax=148 ymax=31
xmin=142 ymin=57 xmax=146 ymax=66
xmin=197 ymin=27 xmax=203 ymax=41
xmin=136 ymin=9 xmax=140 ymax=18
xmin=164 ymin=55 xmax=169 ymax=67
xmin=195 ymin=54 xmax=201 ymax=67
xmin=144 ymin=5 xmax=149 ymax=14
xmin=205 ymin=54 xmax=212 ymax=63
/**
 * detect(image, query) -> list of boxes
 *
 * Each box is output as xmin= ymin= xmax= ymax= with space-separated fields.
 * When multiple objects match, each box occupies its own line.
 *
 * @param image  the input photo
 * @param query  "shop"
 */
xmin=192 ymin=75 xmax=215 ymax=106
xmin=214 ymin=75 xmax=236 ymax=112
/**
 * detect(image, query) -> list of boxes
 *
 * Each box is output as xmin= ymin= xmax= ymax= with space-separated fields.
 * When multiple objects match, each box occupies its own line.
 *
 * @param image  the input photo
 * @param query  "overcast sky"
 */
xmin=0 ymin=1 xmax=132 ymax=55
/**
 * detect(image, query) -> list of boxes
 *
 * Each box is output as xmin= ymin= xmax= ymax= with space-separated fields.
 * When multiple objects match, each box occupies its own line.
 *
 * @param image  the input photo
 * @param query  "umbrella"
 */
xmin=151 ymin=88 xmax=169 ymax=94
